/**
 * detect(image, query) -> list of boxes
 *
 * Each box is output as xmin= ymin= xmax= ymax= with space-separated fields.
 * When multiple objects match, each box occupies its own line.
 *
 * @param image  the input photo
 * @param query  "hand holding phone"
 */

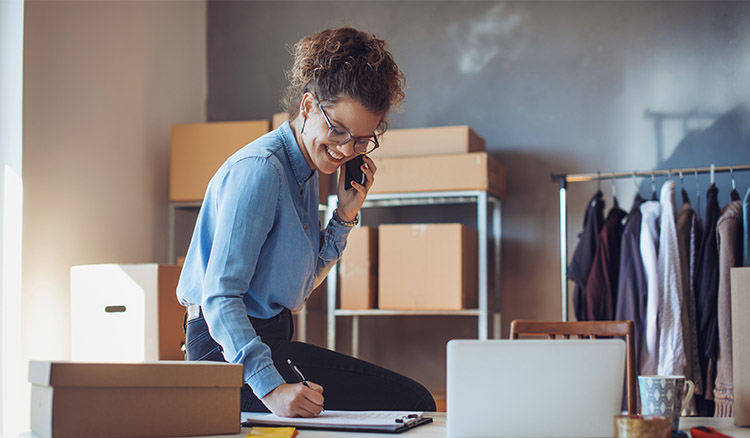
xmin=344 ymin=155 xmax=366 ymax=191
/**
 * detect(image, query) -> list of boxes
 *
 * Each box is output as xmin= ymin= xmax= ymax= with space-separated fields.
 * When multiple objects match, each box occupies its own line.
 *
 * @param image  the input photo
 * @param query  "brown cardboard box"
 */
xmin=339 ymin=226 xmax=378 ymax=309
xmin=29 ymin=361 xmax=243 ymax=438
xmin=371 ymin=125 xmax=485 ymax=158
xmin=731 ymin=267 xmax=750 ymax=426
xmin=170 ymin=120 xmax=270 ymax=201
xmin=371 ymin=152 xmax=506 ymax=199
xmin=378 ymin=223 xmax=477 ymax=310
xmin=318 ymin=172 xmax=332 ymax=206
xmin=272 ymin=112 xmax=288 ymax=130
xmin=70 ymin=264 xmax=184 ymax=361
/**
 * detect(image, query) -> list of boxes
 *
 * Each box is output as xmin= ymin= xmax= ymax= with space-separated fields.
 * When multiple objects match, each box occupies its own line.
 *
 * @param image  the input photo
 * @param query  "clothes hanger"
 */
xmin=731 ymin=167 xmax=741 ymax=201
xmin=611 ymin=174 xmax=619 ymax=209
xmin=680 ymin=169 xmax=691 ymax=204
xmin=695 ymin=168 xmax=701 ymax=217
xmin=632 ymin=171 xmax=644 ymax=203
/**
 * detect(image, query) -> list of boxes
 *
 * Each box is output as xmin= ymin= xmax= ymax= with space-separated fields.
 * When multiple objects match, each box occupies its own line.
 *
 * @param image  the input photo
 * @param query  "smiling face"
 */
xmin=295 ymin=93 xmax=382 ymax=175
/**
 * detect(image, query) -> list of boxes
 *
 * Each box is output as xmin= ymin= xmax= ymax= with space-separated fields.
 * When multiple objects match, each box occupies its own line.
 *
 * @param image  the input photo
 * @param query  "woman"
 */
xmin=177 ymin=27 xmax=436 ymax=418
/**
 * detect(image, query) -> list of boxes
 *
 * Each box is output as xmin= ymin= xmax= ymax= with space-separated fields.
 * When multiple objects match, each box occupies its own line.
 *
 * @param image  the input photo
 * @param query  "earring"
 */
xmin=301 ymin=116 xmax=307 ymax=134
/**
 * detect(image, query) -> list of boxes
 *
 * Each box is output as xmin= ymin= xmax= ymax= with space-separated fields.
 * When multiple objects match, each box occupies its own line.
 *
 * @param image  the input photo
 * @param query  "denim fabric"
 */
xmin=176 ymin=121 xmax=353 ymax=398
xmin=185 ymin=308 xmax=436 ymax=413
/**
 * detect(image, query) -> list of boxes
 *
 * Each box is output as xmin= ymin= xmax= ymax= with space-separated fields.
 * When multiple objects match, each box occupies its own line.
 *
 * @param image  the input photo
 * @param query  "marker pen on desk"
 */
xmin=287 ymin=359 xmax=310 ymax=388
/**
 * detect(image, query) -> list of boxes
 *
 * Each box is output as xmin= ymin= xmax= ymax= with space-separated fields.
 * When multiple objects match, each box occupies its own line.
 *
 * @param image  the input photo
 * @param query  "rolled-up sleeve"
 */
xmin=201 ymin=157 xmax=287 ymax=399
xmin=313 ymin=217 xmax=354 ymax=287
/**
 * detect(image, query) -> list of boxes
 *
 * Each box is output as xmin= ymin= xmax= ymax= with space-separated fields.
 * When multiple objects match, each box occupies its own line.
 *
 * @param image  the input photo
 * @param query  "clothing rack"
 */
xmin=551 ymin=164 xmax=750 ymax=321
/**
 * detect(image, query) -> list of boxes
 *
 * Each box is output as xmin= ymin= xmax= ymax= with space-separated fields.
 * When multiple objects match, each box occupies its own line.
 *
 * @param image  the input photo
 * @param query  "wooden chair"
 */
xmin=510 ymin=320 xmax=637 ymax=415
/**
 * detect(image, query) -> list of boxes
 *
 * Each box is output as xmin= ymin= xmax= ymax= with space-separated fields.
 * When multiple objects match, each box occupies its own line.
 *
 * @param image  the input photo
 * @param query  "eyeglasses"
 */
xmin=315 ymin=96 xmax=380 ymax=155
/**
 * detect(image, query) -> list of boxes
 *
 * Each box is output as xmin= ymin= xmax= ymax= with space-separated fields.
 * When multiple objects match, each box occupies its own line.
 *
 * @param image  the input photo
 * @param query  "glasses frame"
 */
xmin=314 ymin=96 xmax=380 ymax=155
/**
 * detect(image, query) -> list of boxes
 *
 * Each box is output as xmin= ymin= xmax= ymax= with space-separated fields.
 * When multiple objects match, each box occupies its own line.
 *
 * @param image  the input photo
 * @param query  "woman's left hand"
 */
xmin=335 ymin=154 xmax=377 ymax=221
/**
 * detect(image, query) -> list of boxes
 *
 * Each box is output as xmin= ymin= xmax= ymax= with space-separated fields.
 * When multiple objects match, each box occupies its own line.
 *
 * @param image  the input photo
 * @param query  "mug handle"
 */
xmin=682 ymin=380 xmax=695 ymax=408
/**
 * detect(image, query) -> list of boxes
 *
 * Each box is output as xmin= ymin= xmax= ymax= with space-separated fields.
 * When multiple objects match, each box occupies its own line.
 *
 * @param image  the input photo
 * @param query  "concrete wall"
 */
xmin=22 ymin=0 xmax=205 ymax=424
xmin=205 ymin=1 xmax=750 ymax=395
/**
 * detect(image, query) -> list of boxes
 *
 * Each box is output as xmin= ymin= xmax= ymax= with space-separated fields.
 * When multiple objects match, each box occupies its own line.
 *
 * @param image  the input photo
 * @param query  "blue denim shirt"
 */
xmin=176 ymin=121 xmax=351 ymax=399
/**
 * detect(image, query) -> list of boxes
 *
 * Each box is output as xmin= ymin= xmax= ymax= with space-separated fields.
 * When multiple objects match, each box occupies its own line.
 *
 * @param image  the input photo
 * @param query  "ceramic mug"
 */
xmin=638 ymin=375 xmax=695 ymax=430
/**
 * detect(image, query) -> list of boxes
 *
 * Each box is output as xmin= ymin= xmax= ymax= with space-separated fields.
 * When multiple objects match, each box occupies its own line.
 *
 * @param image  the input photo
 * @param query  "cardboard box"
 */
xmin=272 ymin=112 xmax=288 ymax=130
xmin=371 ymin=125 xmax=485 ymax=158
xmin=29 ymin=361 xmax=242 ymax=438
xmin=339 ymin=226 xmax=378 ymax=309
xmin=731 ymin=267 xmax=750 ymax=426
xmin=378 ymin=224 xmax=477 ymax=310
xmin=371 ymin=152 xmax=506 ymax=199
xmin=170 ymin=120 xmax=270 ymax=201
xmin=71 ymin=264 xmax=184 ymax=361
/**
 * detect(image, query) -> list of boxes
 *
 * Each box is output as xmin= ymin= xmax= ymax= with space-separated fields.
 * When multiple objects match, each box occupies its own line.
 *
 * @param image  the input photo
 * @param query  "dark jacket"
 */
xmin=695 ymin=184 xmax=721 ymax=404
xmin=586 ymin=203 xmax=627 ymax=321
xmin=615 ymin=196 xmax=646 ymax=375
xmin=568 ymin=191 xmax=605 ymax=321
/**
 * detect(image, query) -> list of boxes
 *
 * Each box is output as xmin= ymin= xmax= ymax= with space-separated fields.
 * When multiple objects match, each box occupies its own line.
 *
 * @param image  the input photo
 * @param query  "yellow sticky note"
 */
xmin=246 ymin=426 xmax=298 ymax=438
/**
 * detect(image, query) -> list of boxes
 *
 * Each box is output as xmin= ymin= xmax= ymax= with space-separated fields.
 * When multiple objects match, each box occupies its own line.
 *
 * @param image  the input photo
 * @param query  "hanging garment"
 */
xmin=657 ymin=181 xmax=690 ymax=378
xmin=568 ymin=191 xmax=605 ymax=321
xmin=639 ymin=200 xmax=661 ymax=376
xmin=743 ymin=186 xmax=750 ymax=267
xmin=714 ymin=200 xmax=742 ymax=417
xmin=695 ymin=183 xmax=721 ymax=409
xmin=615 ymin=195 xmax=647 ymax=376
xmin=585 ymin=203 xmax=627 ymax=321
xmin=676 ymin=198 xmax=705 ymax=401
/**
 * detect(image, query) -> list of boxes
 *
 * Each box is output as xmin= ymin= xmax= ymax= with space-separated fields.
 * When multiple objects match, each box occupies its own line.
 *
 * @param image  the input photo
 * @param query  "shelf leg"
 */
xmin=560 ymin=179 xmax=568 ymax=322
xmin=326 ymin=194 xmax=338 ymax=351
xmin=351 ymin=315 xmax=359 ymax=358
xmin=296 ymin=304 xmax=307 ymax=343
xmin=492 ymin=198 xmax=502 ymax=338
xmin=477 ymin=191 xmax=488 ymax=340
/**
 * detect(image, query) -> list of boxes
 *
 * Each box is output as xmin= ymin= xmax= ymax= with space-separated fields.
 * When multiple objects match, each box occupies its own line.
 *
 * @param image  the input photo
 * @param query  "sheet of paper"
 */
xmin=242 ymin=410 xmax=423 ymax=427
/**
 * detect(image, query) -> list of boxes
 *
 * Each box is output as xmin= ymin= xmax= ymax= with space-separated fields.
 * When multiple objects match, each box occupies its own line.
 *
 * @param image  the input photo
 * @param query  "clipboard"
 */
xmin=242 ymin=410 xmax=433 ymax=434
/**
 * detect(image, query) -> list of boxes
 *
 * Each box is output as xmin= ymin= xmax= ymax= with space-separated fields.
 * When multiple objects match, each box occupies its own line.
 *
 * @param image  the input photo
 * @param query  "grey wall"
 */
xmin=23 ymin=0 xmax=206 ymax=425
xmin=206 ymin=1 xmax=750 ymax=395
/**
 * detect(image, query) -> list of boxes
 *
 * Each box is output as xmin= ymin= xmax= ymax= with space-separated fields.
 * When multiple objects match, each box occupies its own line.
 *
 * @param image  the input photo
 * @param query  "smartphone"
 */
xmin=345 ymin=155 xmax=366 ymax=191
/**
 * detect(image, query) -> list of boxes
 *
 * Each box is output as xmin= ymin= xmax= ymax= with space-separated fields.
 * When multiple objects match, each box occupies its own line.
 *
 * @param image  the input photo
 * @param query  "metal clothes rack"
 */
xmin=551 ymin=164 xmax=750 ymax=321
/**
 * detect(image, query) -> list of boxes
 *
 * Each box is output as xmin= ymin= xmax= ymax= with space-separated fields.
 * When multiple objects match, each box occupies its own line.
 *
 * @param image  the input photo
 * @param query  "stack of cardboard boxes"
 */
xmin=339 ymin=126 xmax=506 ymax=311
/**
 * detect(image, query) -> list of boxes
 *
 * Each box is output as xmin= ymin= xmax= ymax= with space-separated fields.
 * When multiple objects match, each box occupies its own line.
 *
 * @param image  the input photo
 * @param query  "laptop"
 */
xmin=447 ymin=339 xmax=625 ymax=438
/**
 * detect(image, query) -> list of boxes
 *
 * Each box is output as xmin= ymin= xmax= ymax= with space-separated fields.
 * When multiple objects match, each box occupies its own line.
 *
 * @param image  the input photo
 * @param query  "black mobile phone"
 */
xmin=345 ymin=155 xmax=366 ymax=191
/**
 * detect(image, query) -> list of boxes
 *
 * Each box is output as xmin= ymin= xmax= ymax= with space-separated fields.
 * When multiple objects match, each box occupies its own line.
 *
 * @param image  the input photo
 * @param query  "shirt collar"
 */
xmin=279 ymin=120 xmax=315 ymax=185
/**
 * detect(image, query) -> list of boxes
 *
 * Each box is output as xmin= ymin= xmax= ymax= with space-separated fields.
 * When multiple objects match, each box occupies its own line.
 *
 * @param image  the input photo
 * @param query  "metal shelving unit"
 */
xmin=325 ymin=190 xmax=503 ymax=356
xmin=168 ymin=201 xmax=329 ymax=343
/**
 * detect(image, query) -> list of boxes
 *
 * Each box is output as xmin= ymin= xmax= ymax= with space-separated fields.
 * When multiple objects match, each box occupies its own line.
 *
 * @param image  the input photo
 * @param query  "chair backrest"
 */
xmin=510 ymin=320 xmax=637 ymax=415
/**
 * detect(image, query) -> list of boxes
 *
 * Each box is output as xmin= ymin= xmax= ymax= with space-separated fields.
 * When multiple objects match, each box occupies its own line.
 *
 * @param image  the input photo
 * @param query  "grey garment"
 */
xmin=676 ymin=201 xmax=704 ymax=397
xmin=714 ymin=200 xmax=742 ymax=417
xmin=657 ymin=181 xmax=689 ymax=378
xmin=640 ymin=200 xmax=661 ymax=376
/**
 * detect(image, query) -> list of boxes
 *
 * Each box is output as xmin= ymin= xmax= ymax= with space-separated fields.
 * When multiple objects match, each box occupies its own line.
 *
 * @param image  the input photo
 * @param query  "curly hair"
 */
xmin=282 ymin=27 xmax=405 ymax=133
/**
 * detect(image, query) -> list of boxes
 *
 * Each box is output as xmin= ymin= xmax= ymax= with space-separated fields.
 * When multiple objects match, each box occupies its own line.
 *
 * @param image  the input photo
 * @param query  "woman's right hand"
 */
xmin=261 ymin=382 xmax=325 ymax=417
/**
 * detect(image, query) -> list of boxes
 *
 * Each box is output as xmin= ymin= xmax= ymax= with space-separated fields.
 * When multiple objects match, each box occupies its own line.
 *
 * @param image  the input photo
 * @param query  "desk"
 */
xmin=15 ymin=414 xmax=750 ymax=437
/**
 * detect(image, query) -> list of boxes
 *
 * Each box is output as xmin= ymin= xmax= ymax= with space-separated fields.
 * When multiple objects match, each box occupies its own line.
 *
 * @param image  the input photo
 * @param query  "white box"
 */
xmin=70 ymin=264 xmax=183 ymax=362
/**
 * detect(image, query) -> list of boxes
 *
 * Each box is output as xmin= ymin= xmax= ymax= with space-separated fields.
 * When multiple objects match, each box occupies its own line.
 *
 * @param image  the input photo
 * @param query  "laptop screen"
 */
xmin=447 ymin=339 xmax=625 ymax=438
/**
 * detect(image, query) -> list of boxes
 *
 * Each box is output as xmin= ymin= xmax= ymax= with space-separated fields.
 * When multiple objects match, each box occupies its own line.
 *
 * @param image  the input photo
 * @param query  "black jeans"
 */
xmin=184 ymin=308 xmax=436 ymax=412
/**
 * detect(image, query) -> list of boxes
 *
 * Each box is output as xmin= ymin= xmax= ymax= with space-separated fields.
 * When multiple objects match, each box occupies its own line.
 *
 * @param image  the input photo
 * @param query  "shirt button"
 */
xmin=299 ymin=188 xmax=303 ymax=195
xmin=303 ymin=225 xmax=308 ymax=230
xmin=327 ymin=229 xmax=333 ymax=235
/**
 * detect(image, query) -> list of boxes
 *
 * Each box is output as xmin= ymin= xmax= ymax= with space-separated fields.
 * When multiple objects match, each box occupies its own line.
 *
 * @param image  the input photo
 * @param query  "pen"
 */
xmin=287 ymin=359 xmax=310 ymax=388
